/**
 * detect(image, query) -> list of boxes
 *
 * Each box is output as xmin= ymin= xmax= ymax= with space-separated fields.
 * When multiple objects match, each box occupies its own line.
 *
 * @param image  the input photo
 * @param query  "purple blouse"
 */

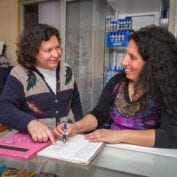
xmin=109 ymin=81 xmax=161 ymax=130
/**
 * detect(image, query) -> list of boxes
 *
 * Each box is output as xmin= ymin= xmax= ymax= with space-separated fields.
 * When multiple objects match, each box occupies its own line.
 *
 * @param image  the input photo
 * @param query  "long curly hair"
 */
xmin=129 ymin=25 xmax=177 ymax=116
xmin=17 ymin=24 xmax=61 ymax=70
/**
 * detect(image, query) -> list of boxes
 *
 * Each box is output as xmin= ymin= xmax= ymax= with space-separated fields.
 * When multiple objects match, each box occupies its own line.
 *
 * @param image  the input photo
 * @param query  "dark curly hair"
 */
xmin=129 ymin=25 xmax=177 ymax=116
xmin=17 ymin=24 xmax=61 ymax=70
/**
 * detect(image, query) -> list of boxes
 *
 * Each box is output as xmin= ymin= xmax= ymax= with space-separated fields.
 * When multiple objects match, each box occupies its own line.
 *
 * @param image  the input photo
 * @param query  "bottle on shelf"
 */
xmin=117 ymin=65 xmax=124 ymax=74
xmin=112 ymin=65 xmax=117 ymax=76
xmin=105 ymin=64 xmax=113 ymax=83
xmin=106 ymin=16 xmax=111 ymax=32
xmin=105 ymin=64 xmax=124 ymax=84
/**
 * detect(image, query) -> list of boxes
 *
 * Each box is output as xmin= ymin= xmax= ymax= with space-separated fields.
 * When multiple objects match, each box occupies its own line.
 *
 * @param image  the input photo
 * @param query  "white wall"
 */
xmin=0 ymin=0 xmax=18 ymax=66
xmin=169 ymin=0 xmax=177 ymax=36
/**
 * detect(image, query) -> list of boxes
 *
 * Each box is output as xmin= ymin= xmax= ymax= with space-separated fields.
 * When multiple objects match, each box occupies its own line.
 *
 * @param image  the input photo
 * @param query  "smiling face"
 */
xmin=35 ymin=35 xmax=62 ymax=70
xmin=122 ymin=40 xmax=145 ymax=83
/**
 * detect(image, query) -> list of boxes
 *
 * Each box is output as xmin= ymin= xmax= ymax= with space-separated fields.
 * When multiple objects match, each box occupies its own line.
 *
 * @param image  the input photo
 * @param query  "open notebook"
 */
xmin=107 ymin=143 xmax=177 ymax=158
xmin=0 ymin=132 xmax=50 ymax=159
xmin=37 ymin=134 xmax=105 ymax=165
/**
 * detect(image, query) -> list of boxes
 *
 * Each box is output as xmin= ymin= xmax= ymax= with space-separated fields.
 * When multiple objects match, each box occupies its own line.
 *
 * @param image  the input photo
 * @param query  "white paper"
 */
xmin=38 ymin=134 xmax=104 ymax=165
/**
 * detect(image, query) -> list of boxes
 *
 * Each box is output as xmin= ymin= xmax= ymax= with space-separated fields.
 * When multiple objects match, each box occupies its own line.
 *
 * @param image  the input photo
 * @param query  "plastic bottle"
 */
xmin=112 ymin=65 xmax=117 ymax=76
xmin=106 ymin=16 xmax=111 ymax=32
xmin=105 ymin=65 xmax=113 ymax=83
xmin=117 ymin=65 xmax=124 ymax=74
xmin=129 ymin=17 xmax=133 ymax=29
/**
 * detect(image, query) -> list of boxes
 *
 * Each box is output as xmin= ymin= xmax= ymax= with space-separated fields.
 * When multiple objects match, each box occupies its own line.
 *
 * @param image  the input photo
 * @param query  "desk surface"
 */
xmin=1 ymin=144 xmax=177 ymax=177
xmin=0 ymin=131 xmax=177 ymax=177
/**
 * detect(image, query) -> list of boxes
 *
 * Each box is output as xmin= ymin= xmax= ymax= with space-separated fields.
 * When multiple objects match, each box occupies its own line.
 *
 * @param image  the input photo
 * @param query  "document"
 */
xmin=107 ymin=143 xmax=177 ymax=158
xmin=37 ymin=134 xmax=104 ymax=165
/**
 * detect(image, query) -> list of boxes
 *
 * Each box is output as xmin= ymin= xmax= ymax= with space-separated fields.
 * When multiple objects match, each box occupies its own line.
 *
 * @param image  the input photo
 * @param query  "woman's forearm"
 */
xmin=74 ymin=114 xmax=98 ymax=134
xmin=120 ymin=129 xmax=155 ymax=147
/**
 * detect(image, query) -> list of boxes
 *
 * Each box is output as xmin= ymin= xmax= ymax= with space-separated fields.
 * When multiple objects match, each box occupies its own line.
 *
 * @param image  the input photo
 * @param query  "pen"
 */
xmin=63 ymin=123 xmax=67 ymax=144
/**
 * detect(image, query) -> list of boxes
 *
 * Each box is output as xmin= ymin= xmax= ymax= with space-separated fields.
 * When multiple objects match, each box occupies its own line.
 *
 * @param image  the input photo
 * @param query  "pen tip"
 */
xmin=63 ymin=134 xmax=67 ymax=144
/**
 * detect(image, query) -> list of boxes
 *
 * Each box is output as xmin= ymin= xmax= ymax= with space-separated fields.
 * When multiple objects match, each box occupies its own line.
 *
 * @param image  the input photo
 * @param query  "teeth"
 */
xmin=125 ymin=69 xmax=131 ymax=72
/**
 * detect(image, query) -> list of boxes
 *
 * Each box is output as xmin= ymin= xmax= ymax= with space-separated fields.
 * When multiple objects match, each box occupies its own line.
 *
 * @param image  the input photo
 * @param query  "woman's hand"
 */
xmin=84 ymin=129 xmax=123 ymax=144
xmin=27 ymin=120 xmax=55 ymax=144
xmin=53 ymin=123 xmax=79 ymax=139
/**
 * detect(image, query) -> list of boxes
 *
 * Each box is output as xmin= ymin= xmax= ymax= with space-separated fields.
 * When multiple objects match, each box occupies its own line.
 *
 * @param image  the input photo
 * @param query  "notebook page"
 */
xmin=107 ymin=143 xmax=177 ymax=158
xmin=38 ymin=134 xmax=104 ymax=165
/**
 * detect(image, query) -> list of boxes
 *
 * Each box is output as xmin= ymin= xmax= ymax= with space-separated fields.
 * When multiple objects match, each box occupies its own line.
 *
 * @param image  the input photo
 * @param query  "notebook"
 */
xmin=0 ymin=132 xmax=50 ymax=159
xmin=37 ymin=134 xmax=105 ymax=165
xmin=107 ymin=143 xmax=177 ymax=158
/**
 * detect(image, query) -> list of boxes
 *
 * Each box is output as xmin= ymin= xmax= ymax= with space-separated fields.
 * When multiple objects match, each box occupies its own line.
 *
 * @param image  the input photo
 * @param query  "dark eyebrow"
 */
xmin=129 ymin=53 xmax=137 ymax=59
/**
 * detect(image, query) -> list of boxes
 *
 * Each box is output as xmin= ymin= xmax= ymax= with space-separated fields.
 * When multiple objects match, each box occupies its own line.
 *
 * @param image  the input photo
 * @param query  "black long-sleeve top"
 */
xmin=90 ymin=73 xmax=177 ymax=148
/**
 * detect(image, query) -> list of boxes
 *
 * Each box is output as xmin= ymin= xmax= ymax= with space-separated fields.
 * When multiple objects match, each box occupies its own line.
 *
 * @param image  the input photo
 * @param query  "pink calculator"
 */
xmin=0 ymin=132 xmax=50 ymax=159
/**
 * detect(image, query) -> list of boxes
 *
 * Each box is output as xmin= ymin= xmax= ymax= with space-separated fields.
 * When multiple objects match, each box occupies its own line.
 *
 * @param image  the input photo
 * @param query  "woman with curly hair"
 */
xmin=56 ymin=25 xmax=177 ymax=148
xmin=0 ymin=24 xmax=83 ymax=144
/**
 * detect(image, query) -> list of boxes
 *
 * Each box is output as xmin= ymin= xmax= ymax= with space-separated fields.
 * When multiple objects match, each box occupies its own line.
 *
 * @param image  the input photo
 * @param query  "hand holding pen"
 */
xmin=54 ymin=122 xmax=78 ymax=140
